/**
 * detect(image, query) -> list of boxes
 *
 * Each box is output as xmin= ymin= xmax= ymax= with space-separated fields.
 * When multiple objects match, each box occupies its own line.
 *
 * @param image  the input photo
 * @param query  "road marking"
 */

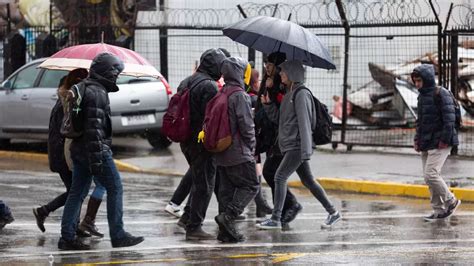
xmin=272 ymin=253 xmax=306 ymax=263
xmin=68 ymin=257 xmax=187 ymax=265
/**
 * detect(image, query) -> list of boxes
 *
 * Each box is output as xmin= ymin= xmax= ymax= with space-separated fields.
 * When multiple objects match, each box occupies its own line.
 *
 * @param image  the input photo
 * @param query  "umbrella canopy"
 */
xmin=223 ymin=16 xmax=336 ymax=69
xmin=38 ymin=43 xmax=161 ymax=78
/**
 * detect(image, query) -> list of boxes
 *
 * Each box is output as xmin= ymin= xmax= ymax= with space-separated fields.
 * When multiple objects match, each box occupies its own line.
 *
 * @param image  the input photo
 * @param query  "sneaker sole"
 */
xmin=321 ymin=215 xmax=342 ymax=228
xmin=445 ymin=200 xmax=461 ymax=218
xmin=256 ymin=224 xmax=282 ymax=230
xmin=165 ymin=207 xmax=183 ymax=218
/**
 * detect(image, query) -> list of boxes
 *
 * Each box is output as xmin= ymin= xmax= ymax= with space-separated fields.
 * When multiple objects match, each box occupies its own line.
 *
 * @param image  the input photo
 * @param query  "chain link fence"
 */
xmin=1 ymin=0 xmax=473 ymax=156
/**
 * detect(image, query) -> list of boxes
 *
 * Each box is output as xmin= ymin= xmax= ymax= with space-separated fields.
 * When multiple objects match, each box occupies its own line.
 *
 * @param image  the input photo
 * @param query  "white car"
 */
xmin=0 ymin=58 xmax=172 ymax=149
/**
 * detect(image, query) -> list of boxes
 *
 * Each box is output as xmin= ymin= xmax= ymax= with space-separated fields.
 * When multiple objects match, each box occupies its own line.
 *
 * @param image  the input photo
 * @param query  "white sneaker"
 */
xmin=165 ymin=202 xmax=183 ymax=218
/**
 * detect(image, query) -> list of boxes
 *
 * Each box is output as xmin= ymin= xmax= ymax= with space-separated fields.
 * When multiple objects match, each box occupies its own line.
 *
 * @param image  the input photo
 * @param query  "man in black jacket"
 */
xmin=59 ymin=53 xmax=144 ymax=250
xmin=412 ymin=64 xmax=461 ymax=222
xmin=178 ymin=48 xmax=225 ymax=240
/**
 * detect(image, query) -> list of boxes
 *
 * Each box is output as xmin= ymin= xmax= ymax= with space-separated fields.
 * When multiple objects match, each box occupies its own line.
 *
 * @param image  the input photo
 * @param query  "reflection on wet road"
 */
xmin=1 ymin=170 xmax=474 ymax=265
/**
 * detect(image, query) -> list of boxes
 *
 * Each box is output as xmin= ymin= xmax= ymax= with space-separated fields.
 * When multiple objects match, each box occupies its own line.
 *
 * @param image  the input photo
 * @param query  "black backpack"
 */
xmin=434 ymin=86 xmax=462 ymax=130
xmin=293 ymin=87 xmax=333 ymax=145
xmin=60 ymin=82 xmax=87 ymax=139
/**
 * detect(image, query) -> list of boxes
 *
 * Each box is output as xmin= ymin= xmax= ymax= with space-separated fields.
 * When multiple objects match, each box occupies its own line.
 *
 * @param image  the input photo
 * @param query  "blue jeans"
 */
xmin=91 ymin=177 xmax=106 ymax=200
xmin=61 ymin=151 xmax=125 ymax=241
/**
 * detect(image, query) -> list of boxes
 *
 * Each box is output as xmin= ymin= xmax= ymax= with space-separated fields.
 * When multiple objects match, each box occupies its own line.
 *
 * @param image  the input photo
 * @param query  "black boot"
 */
xmin=58 ymin=237 xmax=90 ymax=250
xmin=217 ymin=229 xmax=245 ymax=243
xmin=177 ymin=211 xmax=190 ymax=229
xmin=79 ymin=197 xmax=104 ymax=237
xmin=33 ymin=206 xmax=48 ymax=232
xmin=111 ymin=232 xmax=144 ymax=248
xmin=215 ymin=213 xmax=243 ymax=242
xmin=185 ymin=226 xmax=215 ymax=241
xmin=281 ymin=203 xmax=303 ymax=225
xmin=254 ymin=177 xmax=273 ymax=218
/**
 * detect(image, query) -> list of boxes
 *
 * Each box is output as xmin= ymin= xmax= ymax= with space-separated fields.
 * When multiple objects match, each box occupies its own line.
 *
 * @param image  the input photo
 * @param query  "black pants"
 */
xmin=217 ymin=161 xmax=259 ymax=219
xmin=181 ymin=142 xmax=216 ymax=231
xmin=45 ymin=170 xmax=73 ymax=213
xmin=171 ymin=168 xmax=221 ymax=206
xmin=262 ymin=154 xmax=299 ymax=214
xmin=170 ymin=168 xmax=192 ymax=205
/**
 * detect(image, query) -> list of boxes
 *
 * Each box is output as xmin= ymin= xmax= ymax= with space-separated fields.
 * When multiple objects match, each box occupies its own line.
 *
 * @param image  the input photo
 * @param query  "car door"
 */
xmin=0 ymin=62 xmax=41 ymax=134
xmin=29 ymin=69 xmax=69 ymax=134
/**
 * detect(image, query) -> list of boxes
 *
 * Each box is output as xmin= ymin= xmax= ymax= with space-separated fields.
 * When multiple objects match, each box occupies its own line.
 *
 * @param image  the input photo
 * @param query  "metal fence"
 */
xmin=1 ymin=0 xmax=473 ymax=156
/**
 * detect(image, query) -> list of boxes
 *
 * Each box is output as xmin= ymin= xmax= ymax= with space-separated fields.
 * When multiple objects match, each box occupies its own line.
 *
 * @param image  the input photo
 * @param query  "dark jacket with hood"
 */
xmin=414 ymin=64 xmax=459 ymax=151
xmin=70 ymin=53 xmax=124 ymax=175
xmin=177 ymin=48 xmax=226 ymax=143
xmin=48 ymin=99 xmax=69 ymax=174
xmin=264 ymin=60 xmax=316 ymax=160
xmin=254 ymin=53 xmax=286 ymax=156
xmin=215 ymin=57 xmax=255 ymax=167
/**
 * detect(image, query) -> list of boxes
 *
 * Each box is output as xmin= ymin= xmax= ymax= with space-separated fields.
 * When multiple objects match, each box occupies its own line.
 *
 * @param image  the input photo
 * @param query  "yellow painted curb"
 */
xmin=0 ymin=150 xmax=184 ymax=177
xmin=288 ymin=177 xmax=474 ymax=202
xmin=0 ymin=150 xmax=49 ymax=162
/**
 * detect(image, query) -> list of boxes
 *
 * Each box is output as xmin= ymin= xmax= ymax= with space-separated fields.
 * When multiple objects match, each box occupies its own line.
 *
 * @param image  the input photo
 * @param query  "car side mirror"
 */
xmin=0 ymin=80 xmax=12 ymax=91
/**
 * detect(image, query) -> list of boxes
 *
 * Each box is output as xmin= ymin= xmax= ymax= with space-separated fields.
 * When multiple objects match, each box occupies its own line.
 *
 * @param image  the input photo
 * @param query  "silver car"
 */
xmin=0 ymin=58 xmax=172 ymax=149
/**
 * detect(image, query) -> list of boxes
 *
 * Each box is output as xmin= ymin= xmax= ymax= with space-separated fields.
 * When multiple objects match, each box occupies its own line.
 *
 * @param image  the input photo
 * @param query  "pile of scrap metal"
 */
xmin=334 ymin=51 xmax=474 ymax=128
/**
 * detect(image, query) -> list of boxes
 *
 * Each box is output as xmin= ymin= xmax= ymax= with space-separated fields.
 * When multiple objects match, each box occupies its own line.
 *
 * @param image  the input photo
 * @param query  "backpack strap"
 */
xmin=434 ymin=86 xmax=460 ymax=108
xmin=292 ymin=86 xmax=313 ymax=105
xmin=186 ymin=77 xmax=213 ymax=93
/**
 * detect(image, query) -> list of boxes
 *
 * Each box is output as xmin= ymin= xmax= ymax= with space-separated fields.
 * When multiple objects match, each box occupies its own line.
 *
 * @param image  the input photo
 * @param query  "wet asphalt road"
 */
xmin=1 ymin=168 xmax=474 ymax=265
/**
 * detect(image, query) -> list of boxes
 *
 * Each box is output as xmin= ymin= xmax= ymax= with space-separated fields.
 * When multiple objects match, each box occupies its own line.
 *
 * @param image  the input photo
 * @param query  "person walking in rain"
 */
xmin=214 ymin=57 xmax=259 ymax=243
xmin=176 ymin=48 xmax=226 ymax=240
xmin=254 ymin=52 xmax=302 ymax=224
xmin=257 ymin=60 xmax=341 ymax=230
xmin=33 ymin=69 xmax=105 ymax=238
xmin=412 ymin=64 xmax=461 ymax=221
xmin=58 ymin=53 xmax=143 ymax=250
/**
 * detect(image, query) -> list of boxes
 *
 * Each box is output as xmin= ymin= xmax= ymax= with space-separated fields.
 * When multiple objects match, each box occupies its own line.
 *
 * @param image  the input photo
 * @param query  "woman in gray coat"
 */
xmin=257 ymin=60 xmax=341 ymax=230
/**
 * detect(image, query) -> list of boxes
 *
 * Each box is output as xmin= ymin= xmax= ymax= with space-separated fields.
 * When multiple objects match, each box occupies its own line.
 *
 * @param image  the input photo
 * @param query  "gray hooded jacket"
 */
xmin=215 ymin=57 xmax=256 ymax=166
xmin=267 ymin=60 xmax=316 ymax=160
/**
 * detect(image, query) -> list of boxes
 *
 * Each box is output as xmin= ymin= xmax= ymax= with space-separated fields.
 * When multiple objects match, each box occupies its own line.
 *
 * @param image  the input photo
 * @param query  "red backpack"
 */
xmin=202 ymin=86 xmax=242 ymax=152
xmin=162 ymin=79 xmax=208 ymax=143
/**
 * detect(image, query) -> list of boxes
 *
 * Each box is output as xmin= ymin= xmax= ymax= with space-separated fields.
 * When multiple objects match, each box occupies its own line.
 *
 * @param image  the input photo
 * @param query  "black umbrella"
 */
xmin=223 ymin=16 xmax=336 ymax=69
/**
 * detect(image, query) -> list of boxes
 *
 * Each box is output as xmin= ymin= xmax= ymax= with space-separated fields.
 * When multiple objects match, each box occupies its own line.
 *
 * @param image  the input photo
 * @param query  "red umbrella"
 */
xmin=38 ymin=43 xmax=161 ymax=78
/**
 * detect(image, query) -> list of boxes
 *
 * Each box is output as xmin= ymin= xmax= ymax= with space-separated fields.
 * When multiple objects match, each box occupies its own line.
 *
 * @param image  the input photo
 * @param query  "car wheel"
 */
xmin=0 ymin=139 xmax=10 ymax=149
xmin=146 ymin=130 xmax=172 ymax=149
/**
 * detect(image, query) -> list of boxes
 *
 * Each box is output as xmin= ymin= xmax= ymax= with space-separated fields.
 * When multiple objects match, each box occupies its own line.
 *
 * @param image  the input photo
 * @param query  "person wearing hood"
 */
xmin=258 ymin=60 xmax=340 ymax=230
xmin=254 ymin=52 xmax=302 ymax=224
xmin=214 ymin=57 xmax=259 ymax=243
xmin=33 ymin=68 xmax=106 ymax=238
xmin=411 ymin=64 xmax=461 ymax=222
xmin=59 ymin=53 xmax=144 ymax=250
xmin=176 ymin=48 xmax=226 ymax=241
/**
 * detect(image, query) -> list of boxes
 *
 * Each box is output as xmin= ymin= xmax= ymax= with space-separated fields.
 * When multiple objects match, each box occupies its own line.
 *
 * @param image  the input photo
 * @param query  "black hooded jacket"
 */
xmin=177 ymin=48 xmax=226 ymax=140
xmin=70 ymin=53 xmax=124 ymax=175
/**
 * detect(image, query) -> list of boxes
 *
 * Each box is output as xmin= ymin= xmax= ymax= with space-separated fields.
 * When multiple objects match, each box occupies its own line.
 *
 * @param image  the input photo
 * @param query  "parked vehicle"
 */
xmin=0 ymin=58 xmax=172 ymax=149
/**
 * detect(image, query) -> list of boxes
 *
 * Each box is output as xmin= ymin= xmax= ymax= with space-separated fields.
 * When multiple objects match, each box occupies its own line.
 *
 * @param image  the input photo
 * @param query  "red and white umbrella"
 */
xmin=38 ymin=43 xmax=161 ymax=78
